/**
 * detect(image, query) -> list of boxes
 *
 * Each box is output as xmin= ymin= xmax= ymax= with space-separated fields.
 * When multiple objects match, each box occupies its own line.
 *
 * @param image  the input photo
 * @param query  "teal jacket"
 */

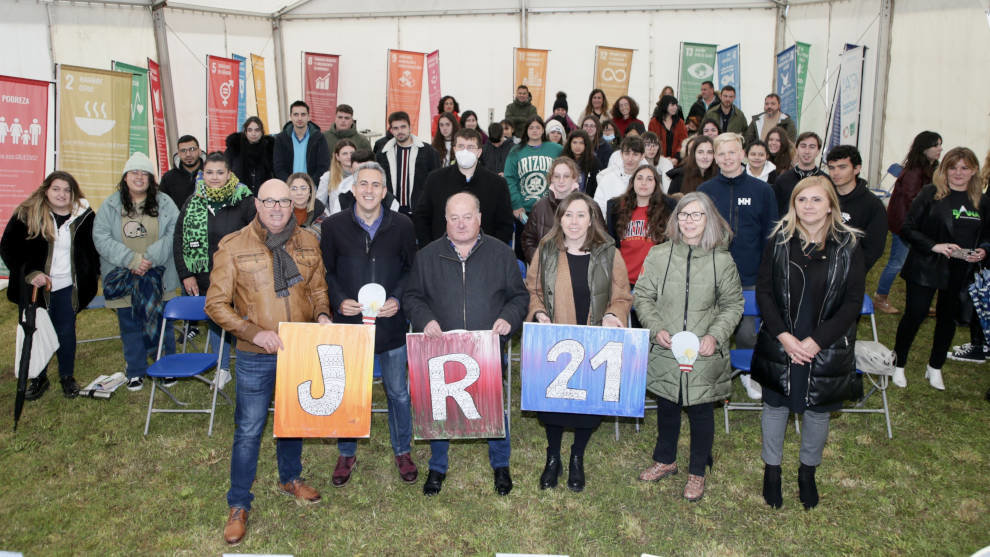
xmin=634 ymin=241 xmax=743 ymax=406
xmin=504 ymin=141 xmax=563 ymax=212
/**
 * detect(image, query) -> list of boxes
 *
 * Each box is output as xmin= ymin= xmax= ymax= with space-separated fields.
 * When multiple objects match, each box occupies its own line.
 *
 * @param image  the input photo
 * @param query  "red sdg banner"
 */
xmin=206 ymin=55 xmax=240 ymax=153
xmin=0 ymin=75 xmax=49 ymax=276
xmin=426 ymin=50 xmax=441 ymax=121
xmin=147 ymin=59 xmax=169 ymax=173
xmin=303 ymin=52 xmax=339 ymax=132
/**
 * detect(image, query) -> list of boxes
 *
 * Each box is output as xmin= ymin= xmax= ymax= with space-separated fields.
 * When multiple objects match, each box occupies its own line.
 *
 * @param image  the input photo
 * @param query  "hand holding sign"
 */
xmin=357 ymin=283 xmax=387 ymax=325
xmin=671 ymin=331 xmax=700 ymax=373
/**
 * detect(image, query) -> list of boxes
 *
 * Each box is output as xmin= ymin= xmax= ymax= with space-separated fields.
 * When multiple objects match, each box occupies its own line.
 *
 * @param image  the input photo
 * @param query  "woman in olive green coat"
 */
xmin=633 ymin=191 xmax=743 ymax=502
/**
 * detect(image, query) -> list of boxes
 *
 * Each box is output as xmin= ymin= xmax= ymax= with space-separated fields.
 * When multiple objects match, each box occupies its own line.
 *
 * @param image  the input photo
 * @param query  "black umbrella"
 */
xmin=14 ymin=285 xmax=41 ymax=432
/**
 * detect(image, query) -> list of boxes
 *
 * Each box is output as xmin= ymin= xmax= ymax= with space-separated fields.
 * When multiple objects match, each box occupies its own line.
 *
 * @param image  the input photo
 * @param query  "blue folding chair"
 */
xmin=77 ymin=295 xmax=122 ymax=344
xmin=144 ymin=296 xmax=230 ymax=436
xmin=839 ymin=295 xmax=893 ymax=438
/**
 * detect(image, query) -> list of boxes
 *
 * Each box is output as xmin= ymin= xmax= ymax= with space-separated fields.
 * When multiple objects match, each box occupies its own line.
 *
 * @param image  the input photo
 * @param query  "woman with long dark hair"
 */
xmin=875 ymin=130 xmax=942 ymax=314
xmin=893 ymin=147 xmax=988 ymax=389
xmin=610 ymin=95 xmax=643 ymax=136
xmin=224 ymin=116 xmax=274 ymax=195
xmin=459 ymin=111 xmax=488 ymax=144
xmin=431 ymin=95 xmax=459 ymax=137
xmin=578 ymin=88 xmax=609 ymax=122
xmin=753 ymin=175 xmax=865 ymax=510
xmin=668 ymin=136 xmax=716 ymax=196
xmin=766 ymin=127 xmax=795 ymax=173
xmin=561 ymin=129 xmax=601 ymax=197
xmin=649 ymin=95 xmax=688 ymax=163
xmin=432 ymin=111 xmax=460 ymax=166
xmin=93 ymin=152 xmax=180 ymax=391
xmin=581 ymin=114 xmax=612 ymax=170
xmin=526 ymin=191 xmax=631 ymax=492
xmin=0 ymin=171 xmax=99 ymax=399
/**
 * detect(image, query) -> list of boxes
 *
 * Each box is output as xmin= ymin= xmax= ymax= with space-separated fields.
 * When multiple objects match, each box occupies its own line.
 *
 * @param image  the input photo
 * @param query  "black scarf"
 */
xmin=261 ymin=217 xmax=302 ymax=298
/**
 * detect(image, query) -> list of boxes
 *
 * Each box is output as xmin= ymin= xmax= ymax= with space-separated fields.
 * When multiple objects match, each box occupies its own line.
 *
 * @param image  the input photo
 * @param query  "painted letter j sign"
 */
xmin=521 ymin=323 xmax=649 ymax=418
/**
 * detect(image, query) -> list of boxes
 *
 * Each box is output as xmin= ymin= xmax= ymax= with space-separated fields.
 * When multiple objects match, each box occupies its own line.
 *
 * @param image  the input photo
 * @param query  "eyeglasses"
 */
xmin=260 ymin=198 xmax=292 ymax=208
xmin=677 ymin=211 xmax=706 ymax=222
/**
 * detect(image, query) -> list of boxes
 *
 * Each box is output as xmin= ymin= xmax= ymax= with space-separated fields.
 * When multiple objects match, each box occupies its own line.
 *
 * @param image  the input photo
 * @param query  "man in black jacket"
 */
xmin=160 ymin=134 xmax=204 ymax=208
xmin=320 ymin=161 xmax=419 ymax=488
xmin=273 ymin=100 xmax=331 ymax=184
xmin=687 ymin=80 xmax=719 ymax=123
xmin=826 ymin=145 xmax=888 ymax=271
xmin=414 ymin=128 xmax=514 ymax=247
xmin=773 ymin=131 xmax=825 ymax=216
xmin=403 ymin=192 xmax=528 ymax=498
xmin=376 ymin=111 xmax=440 ymax=217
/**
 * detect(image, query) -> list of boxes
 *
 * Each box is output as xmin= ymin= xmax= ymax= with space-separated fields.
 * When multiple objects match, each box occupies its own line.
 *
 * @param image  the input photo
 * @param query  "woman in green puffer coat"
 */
xmin=633 ymin=191 xmax=743 ymax=502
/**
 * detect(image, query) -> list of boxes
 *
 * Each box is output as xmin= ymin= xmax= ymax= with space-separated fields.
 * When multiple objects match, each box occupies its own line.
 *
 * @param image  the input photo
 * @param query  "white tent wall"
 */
xmin=882 ymin=0 xmax=990 ymax=172
xmin=2 ymin=2 xmax=54 ymax=82
xmin=783 ymin=0 xmax=882 ymax=178
xmin=162 ymin=8 xmax=277 ymax=152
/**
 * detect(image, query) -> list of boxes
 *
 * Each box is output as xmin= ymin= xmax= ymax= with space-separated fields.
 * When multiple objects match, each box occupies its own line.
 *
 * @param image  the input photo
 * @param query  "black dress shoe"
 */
xmin=763 ymin=464 xmax=783 ymax=509
xmin=423 ymin=470 xmax=445 ymax=496
xmin=798 ymin=463 xmax=819 ymax=510
xmin=539 ymin=453 xmax=562 ymax=490
xmin=25 ymin=375 xmax=50 ymax=401
xmin=493 ymin=466 xmax=512 ymax=496
xmin=567 ymin=454 xmax=585 ymax=492
xmin=60 ymin=376 xmax=80 ymax=398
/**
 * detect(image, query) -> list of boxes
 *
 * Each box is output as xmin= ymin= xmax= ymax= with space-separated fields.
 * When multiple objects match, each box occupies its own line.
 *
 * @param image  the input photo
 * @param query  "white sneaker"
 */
xmin=126 ymin=377 xmax=144 ymax=391
xmin=740 ymin=374 xmax=762 ymax=400
xmin=925 ymin=365 xmax=945 ymax=391
xmin=216 ymin=368 xmax=232 ymax=390
xmin=892 ymin=367 xmax=906 ymax=388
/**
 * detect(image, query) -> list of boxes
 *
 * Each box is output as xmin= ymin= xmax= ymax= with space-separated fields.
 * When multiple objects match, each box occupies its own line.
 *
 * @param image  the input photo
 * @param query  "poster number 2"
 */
xmin=545 ymin=340 xmax=623 ymax=402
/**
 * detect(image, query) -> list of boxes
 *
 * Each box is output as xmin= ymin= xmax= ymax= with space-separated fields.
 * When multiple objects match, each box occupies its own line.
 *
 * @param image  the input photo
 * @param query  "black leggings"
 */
xmin=894 ymin=279 xmax=969 ymax=369
xmin=653 ymin=398 xmax=715 ymax=476
xmin=545 ymin=426 xmax=594 ymax=459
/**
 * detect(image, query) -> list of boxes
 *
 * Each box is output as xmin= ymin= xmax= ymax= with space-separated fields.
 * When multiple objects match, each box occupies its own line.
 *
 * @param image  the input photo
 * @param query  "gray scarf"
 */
xmin=262 ymin=217 xmax=302 ymax=298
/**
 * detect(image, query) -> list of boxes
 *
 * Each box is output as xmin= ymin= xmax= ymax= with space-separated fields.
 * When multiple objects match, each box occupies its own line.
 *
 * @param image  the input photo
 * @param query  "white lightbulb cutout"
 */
xmin=670 ymin=331 xmax=700 ymax=373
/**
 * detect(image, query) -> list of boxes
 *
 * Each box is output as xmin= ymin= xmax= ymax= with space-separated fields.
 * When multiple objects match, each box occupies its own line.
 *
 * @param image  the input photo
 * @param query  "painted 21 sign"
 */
xmin=521 ymin=323 xmax=649 ymax=418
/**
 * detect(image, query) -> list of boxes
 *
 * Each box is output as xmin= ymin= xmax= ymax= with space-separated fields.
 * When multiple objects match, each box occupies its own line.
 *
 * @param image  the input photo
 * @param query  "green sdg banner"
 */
xmin=678 ymin=42 xmax=717 ymax=112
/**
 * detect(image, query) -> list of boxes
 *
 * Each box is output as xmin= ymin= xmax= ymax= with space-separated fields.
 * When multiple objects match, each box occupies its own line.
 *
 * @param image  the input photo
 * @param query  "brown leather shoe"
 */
xmin=223 ymin=507 xmax=249 ymax=545
xmin=332 ymin=456 xmax=357 ymax=487
xmin=278 ymin=478 xmax=321 ymax=504
xmin=873 ymin=294 xmax=900 ymax=314
xmin=683 ymin=474 xmax=706 ymax=502
xmin=639 ymin=461 xmax=678 ymax=482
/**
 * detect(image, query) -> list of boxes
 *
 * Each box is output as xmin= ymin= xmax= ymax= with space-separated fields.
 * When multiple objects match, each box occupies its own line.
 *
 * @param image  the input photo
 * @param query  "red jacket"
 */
xmin=648 ymin=118 xmax=689 ymax=160
xmin=887 ymin=166 xmax=932 ymax=235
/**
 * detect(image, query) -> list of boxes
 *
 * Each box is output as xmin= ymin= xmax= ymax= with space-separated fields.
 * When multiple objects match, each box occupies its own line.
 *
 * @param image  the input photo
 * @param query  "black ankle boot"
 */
xmin=567 ymin=453 xmax=585 ymax=492
xmin=60 ymin=376 xmax=80 ymax=398
xmin=798 ymin=464 xmax=819 ymax=509
xmin=763 ymin=464 xmax=782 ymax=509
xmin=25 ymin=374 xmax=50 ymax=401
xmin=539 ymin=450 xmax=562 ymax=490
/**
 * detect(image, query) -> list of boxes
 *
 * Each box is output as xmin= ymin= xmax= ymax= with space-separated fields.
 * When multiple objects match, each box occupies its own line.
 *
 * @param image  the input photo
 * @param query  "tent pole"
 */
xmin=272 ymin=17 xmax=289 ymax=127
xmin=868 ymin=0 xmax=893 ymax=186
xmin=151 ymin=3 xmax=179 ymax=156
xmin=772 ymin=3 xmax=787 ymax=91
xmin=519 ymin=0 xmax=528 ymax=48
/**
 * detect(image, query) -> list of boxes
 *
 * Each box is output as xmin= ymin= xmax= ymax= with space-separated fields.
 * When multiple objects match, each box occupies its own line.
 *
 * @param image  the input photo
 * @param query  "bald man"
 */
xmin=206 ymin=179 xmax=332 ymax=546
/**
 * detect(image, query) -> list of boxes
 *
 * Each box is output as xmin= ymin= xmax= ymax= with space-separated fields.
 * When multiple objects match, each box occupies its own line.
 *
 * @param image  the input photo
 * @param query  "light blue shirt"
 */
xmin=292 ymin=127 xmax=310 ymax=174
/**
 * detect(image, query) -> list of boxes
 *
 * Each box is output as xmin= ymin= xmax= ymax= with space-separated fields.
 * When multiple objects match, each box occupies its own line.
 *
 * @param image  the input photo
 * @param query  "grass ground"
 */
xmin=0 ymin=248 xmax=988 ymax=556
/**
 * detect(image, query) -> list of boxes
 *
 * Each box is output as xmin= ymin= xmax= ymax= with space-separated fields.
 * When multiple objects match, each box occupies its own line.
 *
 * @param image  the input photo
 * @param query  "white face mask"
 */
xmin=454 ymin=149 xmax=478 ymax=169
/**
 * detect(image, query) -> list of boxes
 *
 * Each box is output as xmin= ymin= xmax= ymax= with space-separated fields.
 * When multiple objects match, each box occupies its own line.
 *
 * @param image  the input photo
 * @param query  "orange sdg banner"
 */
xmin=250 ymin=54 xmax=270 ymax=133
xmin=513 ymin=48 xmax=549 ymax=116
xmin=273 ymin=323 xmax=375 ymax=438
xmin=385 ymin=49 xmax=425 ymax=136
xmin=594 ymin=46 xmax=633 ymax=103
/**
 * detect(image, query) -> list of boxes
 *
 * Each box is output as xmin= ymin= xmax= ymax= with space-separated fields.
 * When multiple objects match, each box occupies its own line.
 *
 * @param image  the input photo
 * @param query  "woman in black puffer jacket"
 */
xmin=225 ymin=116 xmax=274 ymax=195
xmin=752 ymin=175 xmax=865 ymax=511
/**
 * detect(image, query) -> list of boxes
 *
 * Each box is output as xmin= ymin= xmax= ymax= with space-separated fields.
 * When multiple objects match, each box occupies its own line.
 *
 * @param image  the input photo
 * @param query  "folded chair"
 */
xmin=839 ymin=295 xmax=893 ymax=439
xmin=144 ymin=296 xmax=231 ymax=436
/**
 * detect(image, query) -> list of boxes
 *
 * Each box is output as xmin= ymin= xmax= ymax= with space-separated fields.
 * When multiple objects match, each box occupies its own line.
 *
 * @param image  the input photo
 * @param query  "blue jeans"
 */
xmin=876 ymin=233 xmax=909 ymax=295
xmin=117 ymin=306 xmax=175 ymax=378
xmin=428 ymin=414 xmax=511 ymax=474
xmin=48 ymin=287 xmax=77 ymax=379
xmin=206 ymin=323 xmax=233 ymax=370
xmin=227 ymin=349 xmax=303 ymax=511
xmin=339 ymin=345 xmax=412 ymax=457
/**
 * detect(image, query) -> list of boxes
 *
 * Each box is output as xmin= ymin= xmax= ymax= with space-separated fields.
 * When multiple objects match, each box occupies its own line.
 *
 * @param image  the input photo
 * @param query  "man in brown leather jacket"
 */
xmin=206 ymin=178 xmax=332 ymax=546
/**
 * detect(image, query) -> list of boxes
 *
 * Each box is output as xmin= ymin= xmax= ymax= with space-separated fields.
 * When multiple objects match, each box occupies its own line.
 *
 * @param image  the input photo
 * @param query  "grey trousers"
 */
xmin=760 ymin=403 xmax=830 ymax=467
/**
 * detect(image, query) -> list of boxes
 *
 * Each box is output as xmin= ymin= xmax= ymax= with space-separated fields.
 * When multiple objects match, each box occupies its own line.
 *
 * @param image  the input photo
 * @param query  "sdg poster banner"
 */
xmin=303 ymin=52 xmax=339 ymax=131
xmin=677 ymin=42 xmax=717 ymax=115
xmin=593 ymin=46 xmax=633 ymax=104
xmin=776 ymin=45 xmax=798 ymax=127
xmin=426 ymin=50 xmax=441 ymax=121
xmin=513 ymin=48 xmax=549 ymax=116
xmin=828 ymin=44 xmax=866 ymax=152
xmin=232 ymin=54 xmax=248 ymax=129
xmin=0 ymin=75 xmax=50 ymax=276
xmin=206 ymin=55 xmax=240 ymax=153
xmin=795 ymin=42 xmax=811 ymax=125
xmin=111 ymin=61 xmax=149 ymax=157
xmin=520 ymin=323 xmax=649 ymax=418
xmin=407 ymin=330 xmax=505 ymax=440
xmin=251 ymin=54 xmax=270 ymax=132
xmin=716 ymin=44 xmax=741 ymax=108
xmin=56 ymin=64 xmax=130 ymax=208
xmin=147 ymin=59 xmax=169 ymax=173
xmin=273 ymin=323 xmax=375 ymax=438
xmin=386 ymin=50 xmax=425 ymax=135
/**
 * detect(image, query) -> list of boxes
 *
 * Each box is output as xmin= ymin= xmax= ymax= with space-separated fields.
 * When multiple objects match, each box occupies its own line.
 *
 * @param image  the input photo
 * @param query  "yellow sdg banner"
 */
xmin=273 ymin=322 xmax=375 ymax=438
xmin=56 ymin=65 xmax=131 ymax=210
xmin=513 ymin=48 xmax=549 ymax=116
xmin=594 ymin=46 xmax=633 ymax=103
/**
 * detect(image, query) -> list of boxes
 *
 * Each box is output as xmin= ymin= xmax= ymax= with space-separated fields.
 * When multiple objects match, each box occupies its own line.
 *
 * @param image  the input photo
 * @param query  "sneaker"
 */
xmin=740 ymin=374 xmax=762 ymax=400
xmin=162 ymin=377 xmax=178 ymax=387
xmin=948 ymin=343 xmax=986 ymax=364
xmin=127 ymin=377 xmax=144 ymax=391
xmin=185 ymin=326 xmax=200 ymax=341
xmin=215 ymin=368 xmax=232 ymax=390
